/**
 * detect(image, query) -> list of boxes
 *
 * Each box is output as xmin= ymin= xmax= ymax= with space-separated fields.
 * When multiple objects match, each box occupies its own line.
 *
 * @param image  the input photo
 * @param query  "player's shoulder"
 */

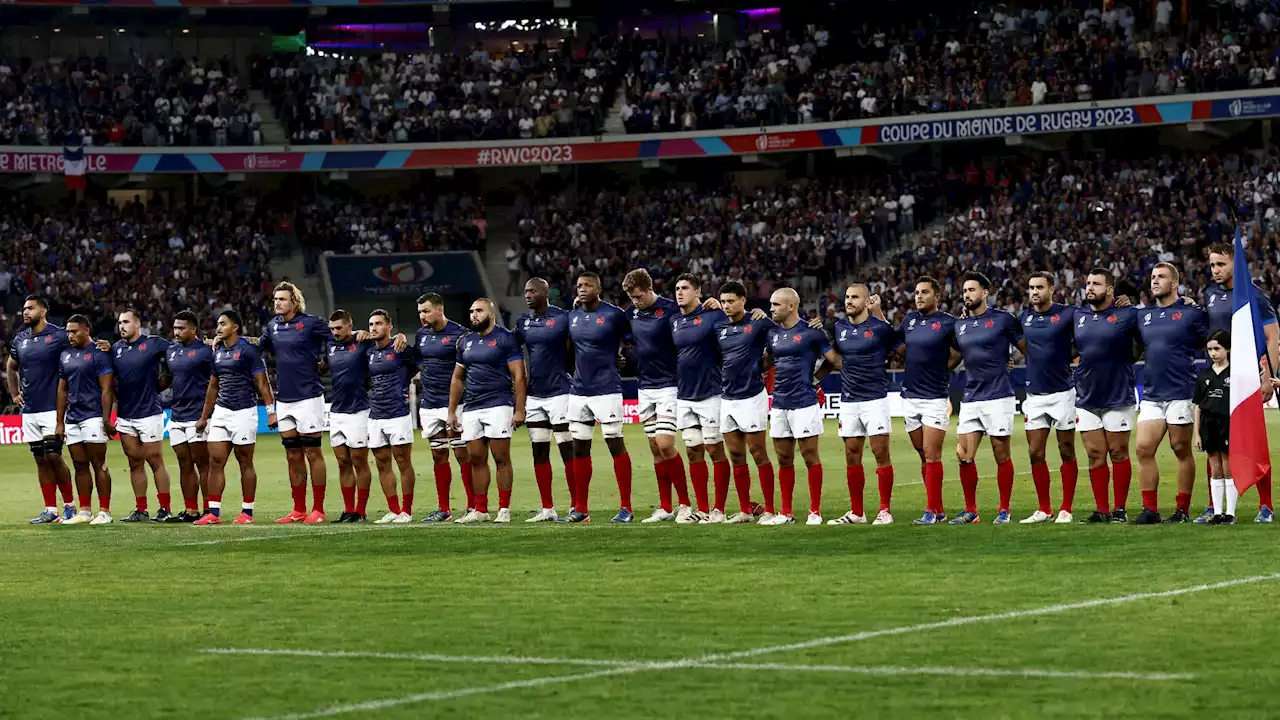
xmin=443 ymin=320 xmax=467 ymax=335
xmin=600 ymin=300 xmax=627 ymax=316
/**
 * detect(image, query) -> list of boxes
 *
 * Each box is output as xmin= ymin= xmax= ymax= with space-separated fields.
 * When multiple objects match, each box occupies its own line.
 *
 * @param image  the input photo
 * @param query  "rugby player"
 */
xmin=7 ymin=295 xmax=76 ymax=523
xmin=565 ymin=272 xmax=634 ymax=523
xmin=832 ymin=284 xmax=900 ymax=525
xmin=325 ymin=311 xmax=374 ymax=523
xmin=55 ymin=315 xmax=115 ymax=525
xmin=164 ymin=310 xmax=213 ymax=522
xmin=365 ymin=310 xmax=421 ymax=524
xmin=415 ymin=293 xmax=473 ymax=523
xmin=1134 ymin=263 xmax=1208 ymax=524
xmin=193 ymin=311 xmax=275 ymax=525
xmin=622 ymin=269 xmax=692 ymax=523
xmin=1017 ymin=272 xmax=1079 ymax=524
xmin=761 ymin=288 xmax=839 ymax=525
xmin=513 ymin=278 xmax=573 ymax=522
xmin=450 ymin=299 xmax=526 ymax=524
xmin=950 ymin=272 xmax=1023 ymax=524
xmin=108 ymin=308 xmax=175 ymax=523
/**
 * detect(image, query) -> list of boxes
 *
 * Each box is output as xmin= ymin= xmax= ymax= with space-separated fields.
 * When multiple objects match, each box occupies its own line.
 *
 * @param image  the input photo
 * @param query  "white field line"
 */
xmin=233 ymin=572 xmax=1279 ymax=719
xmin=175 ymin=526 xmax=386 ymax=546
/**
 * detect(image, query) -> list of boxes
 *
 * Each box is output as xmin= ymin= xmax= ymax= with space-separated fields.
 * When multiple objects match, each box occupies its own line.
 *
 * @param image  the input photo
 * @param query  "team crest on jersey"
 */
xmin=744 ymin=325 xmax=752 ymax=333
xmin=139 ymin=343 xmax=147 ymax=351
xmin=596 ymin=316 xmax=605 ymax=325
xmin=347 ymin=345 xmax=355 ymax=353
xmin=546 ymin=319 xmax=555 ymax=327
xmin=189 ymin=351 xmax=196 ymax=357
xmin=693 ymin=317 xmax=701 ymax=326
xmin=488 ymin=340 xmax=497 ymax=347
xmin=442 ymin=336 xmax=452 ymax=344
xmin=1172 ymin=312 xmax=1182 ymax=321
xmin=84 ymin=353 xmax=91 ymax=360
xmin=655 ymin=309 xmax=664 ymax=319
xmin=233 ymin=352 xmax=241 ymax=360
xmin=792 ymin=335 xmax=802 ymax=343
xmin=931 ymin=322 xmax=941 ymax=331
xmin=863 ymin=330 xmax=874 ymax=338
xmin=44 ymin=336 xmax=51 ymax=344
xmin=386 ymin=353 xmax=395 ymax=360
xmin=1050 ymin=314 xmax=1060 ymax=324
xmin=984 ymin=319 xmax=994 ymax=328
xmin=295 ymin=322 xmax=304 ymax=330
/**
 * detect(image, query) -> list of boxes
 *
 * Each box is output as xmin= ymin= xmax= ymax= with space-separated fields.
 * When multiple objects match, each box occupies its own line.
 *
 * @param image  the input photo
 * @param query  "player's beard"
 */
xmin=471 ymin=317 xmax=493 ymax=333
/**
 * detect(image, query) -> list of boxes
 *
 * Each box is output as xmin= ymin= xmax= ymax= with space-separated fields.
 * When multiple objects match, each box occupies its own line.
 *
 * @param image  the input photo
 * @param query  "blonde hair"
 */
xmin=622 ymin=268 xmax=653 ymax=293
xmin=273 ymin=281 xmax=306 ymax=314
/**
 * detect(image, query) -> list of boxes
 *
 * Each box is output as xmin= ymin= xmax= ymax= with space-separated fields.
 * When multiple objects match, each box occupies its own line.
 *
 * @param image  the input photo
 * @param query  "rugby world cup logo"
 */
xmin=373 ymin=260 xmax=434 ymax=285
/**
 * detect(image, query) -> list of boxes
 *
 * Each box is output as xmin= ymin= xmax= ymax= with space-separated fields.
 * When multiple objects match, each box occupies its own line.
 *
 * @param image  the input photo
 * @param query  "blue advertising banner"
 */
xmin=875 ymin=106 xmax=1147 ymax=144
xmin=325 ymin=252 xmax=486 ymax=298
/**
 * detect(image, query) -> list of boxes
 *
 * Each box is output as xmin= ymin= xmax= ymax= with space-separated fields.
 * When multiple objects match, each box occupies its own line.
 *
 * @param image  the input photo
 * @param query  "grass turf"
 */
xmin=1 ymin=418 xmax=1277 ymax=719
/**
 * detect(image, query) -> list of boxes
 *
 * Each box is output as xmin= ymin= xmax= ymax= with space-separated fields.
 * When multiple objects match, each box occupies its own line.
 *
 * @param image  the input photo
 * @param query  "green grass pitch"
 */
xmin=1 ymin=418 xmax=1278 ymax=719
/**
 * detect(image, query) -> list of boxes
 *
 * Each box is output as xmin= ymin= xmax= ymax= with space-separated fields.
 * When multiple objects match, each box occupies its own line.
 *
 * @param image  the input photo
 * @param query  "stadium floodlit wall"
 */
xmin=321 ymin=251 xmax=493 ymax=332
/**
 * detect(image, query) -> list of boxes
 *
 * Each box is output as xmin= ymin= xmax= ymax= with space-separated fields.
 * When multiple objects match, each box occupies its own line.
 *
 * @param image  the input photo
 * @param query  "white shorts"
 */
xmin=838 ymin=397 xmax=892 ymax=438
xmin=368 ymin=414 xmax=414 ymax=449
xmin=1077 ymin=405 xmax=1137 ymax=434
xmin=168 ymin=419 xmax=207 ymax=446
xmin=65 ymin=417 xmax=106 ymax=445
xmin=769 ymin=404 xmax=824 ymax=440
xmin=566 ymin=393 xmax=625 ymax=440
xmin=1023 ymin=389 xmax=1078 ymax=432
xmin=461 ymin=405 xmax=514 ymax=442
xmin=677 ymin=397 xmax=723 ymax=445
xmin=958 ymin=397 xmax=1017 ymax=437
xmin=901 ymin=397 xmax=950 ymax=433
xmin=276 ymin=395 xmax=326 ymax=435
xmin=526 ymin=394 xmax=569 ymax=426
xmin=721 ymin=390 xmax=769 ymax=434
xmin=330 ymin=410 xmax=370 ymax=449
xmin=208 ymin=405 xmax=258 ymax=445
xmin=636 ymin=386 xmax=677 ymax=423
xmin=117 ymin=414 xmax=166 ymax=443
xmin=1137 ymin=399 xmax=1194 ymax=426
xmin=22 ymin=410 xmax=58 ymax=443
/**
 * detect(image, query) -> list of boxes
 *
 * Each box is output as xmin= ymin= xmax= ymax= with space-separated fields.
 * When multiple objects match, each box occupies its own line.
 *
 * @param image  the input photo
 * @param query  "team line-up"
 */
xmin=7 ymin=245 xmax=1279 ymax=528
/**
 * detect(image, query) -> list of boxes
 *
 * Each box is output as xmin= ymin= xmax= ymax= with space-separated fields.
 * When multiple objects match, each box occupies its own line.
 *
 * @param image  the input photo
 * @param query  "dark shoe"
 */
xmin=121 ymin=509 xmax=150 ymax=523
xmin=1111 ymin=508 xmax=1128 ymax=523
xmin=1134 ymin=509 xmax=1162 ymax=525
xmin=151 ymin=507 xmax=173 ymax=523
xmin=1081 ymin=510 xmax=1112 ymax=524
xmin=1162 ymin=508 xmax=1191 ymax=524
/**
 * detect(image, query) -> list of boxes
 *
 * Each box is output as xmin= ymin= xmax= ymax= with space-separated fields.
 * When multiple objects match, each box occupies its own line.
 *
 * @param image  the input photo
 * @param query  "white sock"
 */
xmin=1225 ymin=478 xmax=1239 ymax=518
xmin=1211 ymin=478 xmax=1226 ymax=516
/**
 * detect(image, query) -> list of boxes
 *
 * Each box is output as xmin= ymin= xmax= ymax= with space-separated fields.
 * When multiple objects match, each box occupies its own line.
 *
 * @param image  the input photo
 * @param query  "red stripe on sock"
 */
xmin=1141 ymin=489 xmax=1158 ymax=513
xmin=534 ymin=463 xmax=555 ymax=509
xmin=563 ymin=458 xmax=576 ymax=510
xmin=386 ymin=494 xmax=401 ymax=515
xmin=40 ymin=482 xmax=57 ymax=508
xmin=712 ymin=459 xmax=730 ymax=513
xmin=311 ymin=484 xmax=325 ymax=513
xmin=959 ymin=462 xmax=979 ymax=515
xmin=498 ymin=489 xmax=512 ymax=510
xmin=655 ymin=461 xmax=672 ymax=513
xmin=758 ymin=461 xmax=776 ymax=514
xmin=876 ymin=465 xmax=894 ymax=512
xmin=1060 ymin=460 xmax=1078 ymax=513
xmin=460 ymin=461 xmax=475 ymax=509
xmin=846 ymin=465 xmax=865 ymax=516
xmin=924 ymin=462 xmax=944 ymax=514
xmin=732 ymin=464 xmax=752 ymax=514
xmin=157 ymin=492 xmax=171 ymax=512
xmin=690 ymin=461 xmax=710 ymax=514
xmin=575 ymin=456 xmax=593 ymax=514
xmin=807 ymin=464 xmax=823 ymax=516
xmin=613 ymin=453 xmax=632 ymax=512
xmin=402 ymin=493 xmax=413 ymax=516
xmin=1113 ymin=459 xmax=1132 ymax=510
xmin=997 ymin=460 xmax=1015 ymax=513
xmin=135 ymin=495 xmax=148 ymax=512
xmin=291 ymin=483 xmax=306 ymax=513
xmin=1175 ymin=492 xmax=1191 ymax=514
xmin=433 ymin=462 xmax=451 ymax=513
xmin=57 ymin=479 xmax=73 ymax=504
xmin=77 ymin=493 xmax=91 ymax=509
xmin=779 ymin=466 xmax=795 ymax=517
xmin=1089 ymin=465 xmax=1110 ymax=513
xmin=475 ymin=493 xmax=488 ymax=514
xmin=1031 ymin=463 xmax=1052 ymax=514
xmin=341 ymin=485 xmax=356 ymax=513
xmin=356 ymin=489 xmax=370 ymax=516
xmin=666 ymin=456 xmax=690 ymax=506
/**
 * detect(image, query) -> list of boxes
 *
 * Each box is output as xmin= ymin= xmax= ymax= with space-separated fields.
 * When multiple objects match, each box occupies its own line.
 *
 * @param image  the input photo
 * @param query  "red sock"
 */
xmin=1175 ymin=491 xmax=1191 ymax=514
xmin=57 ymin=479 xmax=73 ymax=504
xmin=846 ymin=465 xmax=865 ymax=516
xmin=732 ymin=464 xmax=752 ymax=514
xmin=386 ymin=494 xmax=401 ymax=514
xmin=311 ymin=484 xmax=325 ymax=513
xmin=959 ymin=462 xmax=979 ymax=514
xmin=1031 ymin=463 xmax=1052 ymax=514
xmin=924 ymin=461 xmax=944 ymax=514
xmin=498 ymin=489 xmax=512 ymax=510
xmin=40 ymin=482 xmax=56 ymax=508
xmin=655 ymin=461 xmax=673 ymax=513
xmin=100 ymin=494 xmax=111 ymax=512
xmin=712 ymin=459 xmax=730 ymax=513
xmin=433 ymin=462 xmax=452 ymax=513
xmin=575 ymin=456 xmax=593 ymax=514
xmin=291 ymin=483 xmax=306 ymax=513
xmin=243 ymin=492 xmax=255 ymax=508
xmin=184 ymin=494 xmax=198 ymax=512
xmin=534 ymin=463 xmax=555 ymax=509
xmin=157 ymin=492 xmax=171 ymax=512
xmin=135 ymin=495 xmax=148 ymax=512
xmin=1060 ymin=460 xmax=1078 ymax=513
xmin=997 ymin=460 xmax=1015 ymax=513
xmin=1089 ymin=465 xmax=1111 ymax=513
xmin=77 ymin=492 xmax=91 ymax=509
xmin=1113 ymin=458 xmax=1132 ymax=509
xmin=475 ymin=493 xmax=489 ymax=513
xmin=1141 ymin=489 xmax=1158 ymax=512
xmin=1258 ymin=469 xmax=1274 ymax=510
xmin=758 ymin=461 xmax=776 ymax=514
xmin=356 ymin=488 xmax=370 ymax=516
xmin=402 ymin=493 xmax=413 ymax=515
xmin=341 ymin=485 xmax=356 ymax=513
xmin=613 ymin=453 xmax=632 ymax=511
xmin=563 ymin=458 xmax=576 ymax=510
xmin=779 ymin=466 xmax=795 ymax=517
xmin=807 ymin=464 xmax=823 ymax=515
xmin=460 ymin=461 xmax=475 ymax=509
xmin=876 ymin=465 xmax=894 ymax=512
xmin=667 ymin=456 xmax=691 ymax=506
xmin=690 ymin=461 xmax=710 ymax=513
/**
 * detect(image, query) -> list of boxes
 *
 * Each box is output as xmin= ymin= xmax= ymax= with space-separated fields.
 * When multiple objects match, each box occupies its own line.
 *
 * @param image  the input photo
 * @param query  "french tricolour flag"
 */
xmin=62 ymin=146 xmax=86 ymax=190
xmin=1229 ymin=227 xmax=1272 ymax=495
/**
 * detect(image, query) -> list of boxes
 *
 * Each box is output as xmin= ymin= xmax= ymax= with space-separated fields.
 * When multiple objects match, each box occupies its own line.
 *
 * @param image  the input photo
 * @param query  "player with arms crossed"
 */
xmin=565 ymin=272 xmax=634 ymax=523
xmin=1018 ymin=272 xmax=1080 ymax=524
xmin=1133 ymin=263 xmax=1208 ymax=524
xmin=193 ymin=311 xmax=275 ymax=525
xmin=324 ymin=310 xmax=374 ymax=522
xmin=514 ymin=278 xmax=573 ymax=522
xmin=55 ymin=315 xmax=115 ymax=525
xmin=164 ymin=310 xmax=214 ymax=521
xmin=415 ymin=293 xmax=473 ymax=523
xmin=623 ymin=269 xmax=693 ymax=523
xmin=832 ymin=284 xmax=901 ymax=525
xmin=449 ymin=299 xmax=527 ymax=524
xmin=106 ymin=308 xmax=174 ymax=522
xmin=366 ymin=310 xmax=421 ymax=524
xmin=8 ymin=295 xmax=77 ymax=523
xmin=762 ymin=288 xmax=840 ymax=525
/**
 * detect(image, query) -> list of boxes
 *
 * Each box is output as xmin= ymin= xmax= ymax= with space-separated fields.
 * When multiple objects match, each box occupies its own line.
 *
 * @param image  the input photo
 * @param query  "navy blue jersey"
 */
xmin=1019 ymin=304 xmax=1076 ymax=394
xmin=112 ymin=335 xmax=171 ymax=420
xmin=569 ymin=302 xmax=631 ymax=396
xmin=1205 ymin=282 xmax=1277 ymax=334
xmin=326 ymin=338 xmax=372 ymax=415
xmin=671 ymin=307 xmax=726 ymax=400
xmin=258 ymin=313 xmax=330 ymax=403
xmin=714 ymin=316 xmax=772 ymax=400
xmin=833 ymin=316 xmax=901 ymax=402
xmin=214 ymin=338 xmax=266 ymax=411
xmin=59 ymin=346 xmax=113 ymax=423
xmin=1138 ymin=300 xmax=1209 ymax=402
xmin=166 ymin=340 xmax=214 ymax=423
xmin=955 ymin=310 xmax=1022 ymax=402
xmin=458 ymin=327 xmax=523 ymax=410
xmin=628 ymin=297 xmax=680 ymax=390
xmin=900 ymin=311 xmax=958 ymax=400
xmin=514 ymin=306 xmax=571 ymax=398
xmin=367 ymin=343 xmax=420 ymax=420
xmin=767 ymin=323 xmax=830 ymax=410
xmin=1073 ymin=305 xmax=1141 ymax=409
xmin=416 ymin=321 xmax=468 ymax=409
xmin=10 ymin=324 xmax=69 ymax=414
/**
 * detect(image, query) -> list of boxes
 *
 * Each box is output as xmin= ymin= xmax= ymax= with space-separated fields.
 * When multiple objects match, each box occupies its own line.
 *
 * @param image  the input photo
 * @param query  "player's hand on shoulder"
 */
xmin=1180 ymin=295 xmax=1200 ymax=308
xmin=807 ymin=316 xmax=823 ymax=329
xmin=701 ymin=297 xmax=721 ymax=311
xmin=391 ymin=333 xmax=408 ymax=352
xmin=749 ymin=308 xmax=768 ymax=321
xmin=95 ymin=339 xmax=112 ymax=352
xmin=353 ymin=330 xmax=370 ymax=343
xmin=246 ymin=336 xmax=260 ymax=345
